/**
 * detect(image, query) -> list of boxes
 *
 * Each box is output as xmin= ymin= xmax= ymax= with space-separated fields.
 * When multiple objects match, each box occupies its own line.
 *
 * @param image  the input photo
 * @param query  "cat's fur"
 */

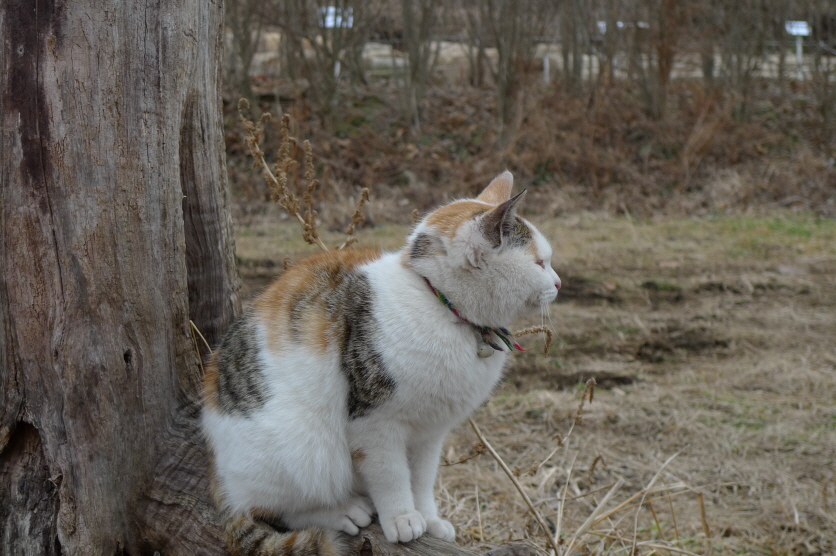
xmin=201 ymin=172 xmax=561 ymax=555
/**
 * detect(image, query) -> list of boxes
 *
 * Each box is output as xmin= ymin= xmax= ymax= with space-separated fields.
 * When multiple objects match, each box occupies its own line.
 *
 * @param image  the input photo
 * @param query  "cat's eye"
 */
xmin=535 ymin=259 xmax=545 ymax=268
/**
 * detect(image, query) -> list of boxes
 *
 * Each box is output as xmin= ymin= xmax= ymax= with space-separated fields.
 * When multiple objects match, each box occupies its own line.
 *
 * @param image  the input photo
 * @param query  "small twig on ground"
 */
xmin=531 ymin=379 xmax=596 ymax=479
xmin=442 ymin=443 xmax=487 ymax=466
xmin=565 ymin=478 xmax=625 ymax=554
xmin=553 ymin=453 xmax=577 ymax=552
xmin=664 ymin=478 xmax=681 ymax=542
xmin=469 ymin=418 xmax=562 ymax=555
xmin=698 ymin=492 xmax=713 ymax=556
xmin=475 ymin=483 xmax=484 ymax=542
xmin=646 ymin=499 xmax=667 ymax=542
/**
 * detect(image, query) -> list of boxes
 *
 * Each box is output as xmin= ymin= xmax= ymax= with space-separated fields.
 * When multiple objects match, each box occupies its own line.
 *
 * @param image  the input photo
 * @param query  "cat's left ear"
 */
xmin=476 ymin=171 xmax=514 ymax=205
xmin=481 ymin=189 xmax=527 ymax=248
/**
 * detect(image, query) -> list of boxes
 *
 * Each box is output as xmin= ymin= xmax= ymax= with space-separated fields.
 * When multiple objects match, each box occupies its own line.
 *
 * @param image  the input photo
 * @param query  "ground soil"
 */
xmin=234 ymin=207 xmax=836 ymax=555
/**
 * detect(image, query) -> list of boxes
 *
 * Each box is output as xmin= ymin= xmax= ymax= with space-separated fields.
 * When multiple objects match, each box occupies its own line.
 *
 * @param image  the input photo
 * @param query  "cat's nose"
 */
xmin=555 ymin=276 xmax=562 ymax=290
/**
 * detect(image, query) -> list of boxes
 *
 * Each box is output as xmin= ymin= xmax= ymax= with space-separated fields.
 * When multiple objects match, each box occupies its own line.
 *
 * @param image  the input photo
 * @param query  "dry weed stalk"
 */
xmin=467 ymin=379 xmax=598 ymax=555
xmin=467 ymin=377 xmax=706 ymax=556
xmin=442 ymin=443 xmax=487 ymax=467
xmin=469 ymin=417 xmax=563 ymax=556
xmin=237 ymin=99 xmax=369 ymax=253
xmin=513 ymin=325 xmax=554 ymax=355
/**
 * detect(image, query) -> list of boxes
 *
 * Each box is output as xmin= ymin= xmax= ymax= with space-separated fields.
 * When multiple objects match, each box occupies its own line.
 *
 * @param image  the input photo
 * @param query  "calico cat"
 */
xmin=201 ymin=171 xmax=561 ymax=555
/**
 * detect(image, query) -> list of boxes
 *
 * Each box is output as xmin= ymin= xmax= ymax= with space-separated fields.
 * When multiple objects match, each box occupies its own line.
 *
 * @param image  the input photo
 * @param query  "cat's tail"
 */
xmin=225 ymin=513 xmax=347 ymax=556
xmin=210 ymin=472 xmax=347 ymax=556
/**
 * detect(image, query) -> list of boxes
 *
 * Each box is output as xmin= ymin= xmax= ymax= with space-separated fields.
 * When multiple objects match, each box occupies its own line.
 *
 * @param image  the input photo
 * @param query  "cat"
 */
xmin=201 ymin=171 xmax=561 ymax=555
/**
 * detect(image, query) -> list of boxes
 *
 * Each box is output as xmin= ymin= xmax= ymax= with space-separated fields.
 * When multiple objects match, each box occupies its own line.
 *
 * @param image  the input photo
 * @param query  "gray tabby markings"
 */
xmin=410 ymin=232 xmax=437 ymax=260
xmin=215 ymin=309 xmax=267 ymax=415
xmin=331 ymin=272 xmax=396 ymax=418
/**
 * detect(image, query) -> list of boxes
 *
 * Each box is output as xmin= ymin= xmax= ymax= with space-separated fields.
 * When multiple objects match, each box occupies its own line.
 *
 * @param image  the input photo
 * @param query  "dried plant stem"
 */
xmin=512 ymin=325 xmax=553 ymax=355
xmin=189 ymin=321 xmax=206 ymax=376
xmin=564 ymin=478 xmax=624 ymax=554
xmin=189 ymin=319 xmax=214 ymax=376
xmin=475 ymin=483 xmax=484 ymax=542
xmin=442 ymin=443 xmax=486 ymax=466
xmin=532 ymin=379 xmax=596 ymax=481
xmin=698 ymin=492 xmax=713 ymax=556
xmin=553 ymin=453 xmax=577 ymax=552
xmin=190 ymin=320 xmax=213 ymax=355
xmin=633 ymin=543 xmax=701 ymax=556
xmin=339 ymin=188 xmax=371 ymax=250
xmin=646 ymin=499 xmax=667 ymax=542
xmin=238 ymin=100 xmax=331 ymax=253
xmin=613 ymin=488 xmax=691 ymax=515
xmin=664 ymin=479 xmax=681 ymax=542
xmin=469 ymin=418 xmax=561 ymax=555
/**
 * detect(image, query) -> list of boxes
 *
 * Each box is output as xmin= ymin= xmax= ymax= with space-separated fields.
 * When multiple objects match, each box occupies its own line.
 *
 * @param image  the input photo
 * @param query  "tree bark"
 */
xmin=1 ymin=0 xmax=236 ymax=553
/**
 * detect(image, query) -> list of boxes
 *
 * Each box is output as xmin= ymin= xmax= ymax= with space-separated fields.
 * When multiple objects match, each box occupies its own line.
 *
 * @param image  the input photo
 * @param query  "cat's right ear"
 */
xmin=480 ymin=190 xmax=527 ymax=248
xmin=476 ymin=171 xmax=514 ymax=205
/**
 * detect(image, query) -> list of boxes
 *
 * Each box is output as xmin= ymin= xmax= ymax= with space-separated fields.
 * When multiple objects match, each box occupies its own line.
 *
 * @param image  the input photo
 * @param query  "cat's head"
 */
xmin=405 ymin=171 xmax=560 ymax=327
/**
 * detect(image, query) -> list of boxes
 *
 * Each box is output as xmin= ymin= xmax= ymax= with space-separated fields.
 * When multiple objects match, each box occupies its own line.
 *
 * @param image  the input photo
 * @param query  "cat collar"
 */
xmin=423 ymin=277 xmax=526 ymax=354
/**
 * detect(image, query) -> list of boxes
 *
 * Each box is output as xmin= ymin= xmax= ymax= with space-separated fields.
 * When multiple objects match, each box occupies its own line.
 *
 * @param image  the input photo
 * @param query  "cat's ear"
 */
xmin=462 ymin=189 xmax=527 ymax=268
xmin=481 ymin=189 xmax=527 ymax=248
xmin=476 ymin=171 xmax=514 ymax=205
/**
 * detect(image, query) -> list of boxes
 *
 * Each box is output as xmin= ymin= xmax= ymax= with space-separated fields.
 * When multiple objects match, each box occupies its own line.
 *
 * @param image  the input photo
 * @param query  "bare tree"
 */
xmin=273 ymin=0 xmax=380 ymax=121
xmin=401 ymin=0 xmax=442 ymax=128
xmin=560 ymin=0 xmax=591 ymax=94
xmin=461 ymin=0 xmax=558 ymax=136
xmin=226 ymin=0 xmax=268 ymax=104
xmin=697 ymin=0 xmax=777 ymax=120
xmin=622 ymin=0 xmax=681 ymax=120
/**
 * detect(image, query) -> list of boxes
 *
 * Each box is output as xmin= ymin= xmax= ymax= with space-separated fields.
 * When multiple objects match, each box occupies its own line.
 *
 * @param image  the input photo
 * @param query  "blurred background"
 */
xmin=223 ymin=0 xmax=834 ymax=226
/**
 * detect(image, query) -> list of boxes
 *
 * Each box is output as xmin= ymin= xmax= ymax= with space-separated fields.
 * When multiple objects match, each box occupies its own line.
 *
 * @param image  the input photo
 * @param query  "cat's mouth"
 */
xmin=527 ymin=291 xmax=556 ymax=312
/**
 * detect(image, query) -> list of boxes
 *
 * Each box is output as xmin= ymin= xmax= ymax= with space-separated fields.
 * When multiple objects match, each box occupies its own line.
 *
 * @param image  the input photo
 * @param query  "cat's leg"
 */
xmin=409 ymin=433 xmax=456 ymax=541
xmin=280 ymin=496 xmax=374 ymax=536
xmin=353 ymin=427 xmax=426 ymax=543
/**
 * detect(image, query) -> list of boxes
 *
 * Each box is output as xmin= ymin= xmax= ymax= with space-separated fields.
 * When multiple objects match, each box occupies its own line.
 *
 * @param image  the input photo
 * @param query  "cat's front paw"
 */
xmin=380 ymin=510 xmax=426 ymax=543
xmin=345 ymin=496 xmax=375 ymax=530
xmin=425 ymin=517 xmax=455 ymax=542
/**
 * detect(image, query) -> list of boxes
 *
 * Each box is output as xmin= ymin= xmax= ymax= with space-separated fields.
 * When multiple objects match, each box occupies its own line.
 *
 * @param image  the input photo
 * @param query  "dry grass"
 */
xmin=234 ymin=209 xmax=836 ymax=555
xmin=230 ymin=94 xmax=836 ymax=555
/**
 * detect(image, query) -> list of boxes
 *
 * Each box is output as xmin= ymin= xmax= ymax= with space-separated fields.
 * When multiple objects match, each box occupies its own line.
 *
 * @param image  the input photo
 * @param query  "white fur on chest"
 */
xmin=363 ymin=254 xmax=507 ymax=427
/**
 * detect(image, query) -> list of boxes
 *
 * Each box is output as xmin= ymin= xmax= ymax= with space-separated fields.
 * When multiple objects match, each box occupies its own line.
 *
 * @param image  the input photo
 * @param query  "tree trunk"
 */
xmin=0 ymin=0 xmax=237 ymax=553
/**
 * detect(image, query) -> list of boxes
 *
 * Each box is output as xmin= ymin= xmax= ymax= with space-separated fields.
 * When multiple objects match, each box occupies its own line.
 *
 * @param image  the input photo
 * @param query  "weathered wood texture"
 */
xmin=349 ymin=525 xmax=479 ymax=556
xmin=0 ymin=0 xmax=237 ymax=553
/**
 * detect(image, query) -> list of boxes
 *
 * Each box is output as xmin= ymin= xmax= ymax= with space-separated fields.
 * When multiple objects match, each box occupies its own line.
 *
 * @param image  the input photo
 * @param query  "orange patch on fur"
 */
xmin=525 ymin=241 xmax=538 ymax=257
xmin=424 ymin=201 xmax=489 ymax=238
xmin=255 ymin=248 xmax=382 ymax=354
xmin=282 ymin=531 xmax=300 ymax=553
xmin=202 ymin=354 xmax=221 ymax=410
xmin=476 ymin=172 xmax=513 ymax=205
xmin=351 ymin=449 xmax=366 ymax=463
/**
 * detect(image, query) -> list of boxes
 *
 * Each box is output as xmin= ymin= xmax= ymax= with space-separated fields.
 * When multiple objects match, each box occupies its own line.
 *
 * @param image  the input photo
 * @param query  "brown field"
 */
xmin=234 ymin=207 xmax=836 ymax=555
